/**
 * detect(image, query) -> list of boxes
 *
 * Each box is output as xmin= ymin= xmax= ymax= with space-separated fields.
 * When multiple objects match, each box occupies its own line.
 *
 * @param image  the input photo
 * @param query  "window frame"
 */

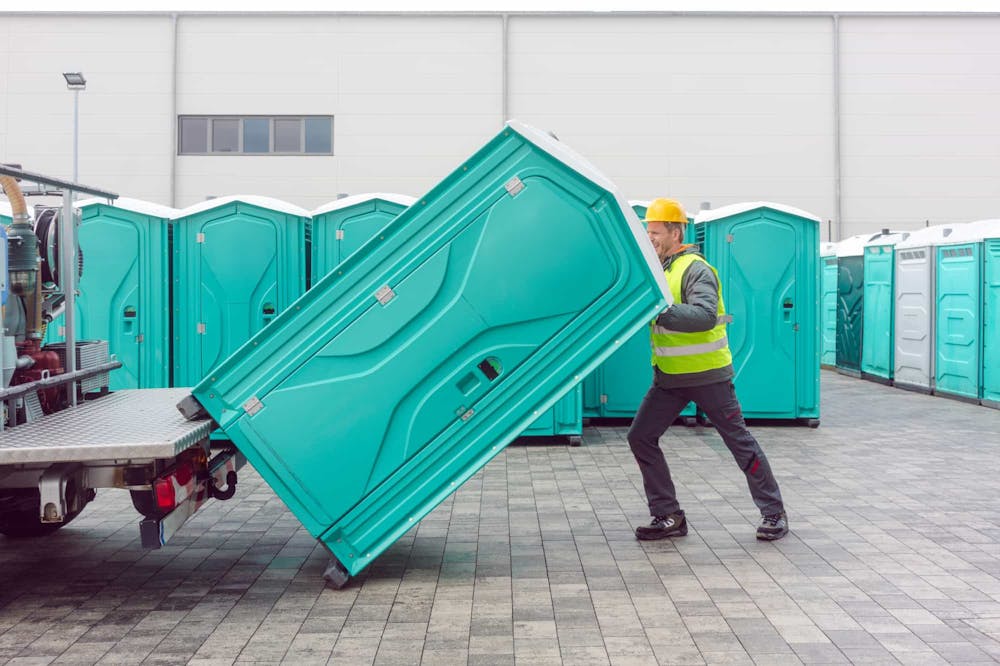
xmin=177 ymin=115 xmax=334 ymax=156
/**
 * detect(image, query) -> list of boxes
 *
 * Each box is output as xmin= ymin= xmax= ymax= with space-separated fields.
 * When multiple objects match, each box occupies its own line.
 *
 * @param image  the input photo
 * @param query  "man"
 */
xmin=627 ymin=198 xmax=788 ymax=541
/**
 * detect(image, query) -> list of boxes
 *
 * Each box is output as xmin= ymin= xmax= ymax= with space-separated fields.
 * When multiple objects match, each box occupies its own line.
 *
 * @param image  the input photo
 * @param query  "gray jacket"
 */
xmin=652 ymin=246 xmax=734 ymax=389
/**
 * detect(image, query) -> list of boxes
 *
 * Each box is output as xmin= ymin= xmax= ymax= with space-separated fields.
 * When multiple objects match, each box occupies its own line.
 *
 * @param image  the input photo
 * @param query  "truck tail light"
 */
xmin=154 ymin=478 xmax=176 ymax=510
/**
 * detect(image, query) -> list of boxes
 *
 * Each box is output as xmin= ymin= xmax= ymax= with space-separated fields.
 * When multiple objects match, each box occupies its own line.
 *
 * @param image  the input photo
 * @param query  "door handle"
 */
xmin=262 ymin=302 xmax=276 ymax=327
xmin=783 ymin=298 xmax=793 ymax=323
xmin=123 ymin=305 xmax=137 ymax=335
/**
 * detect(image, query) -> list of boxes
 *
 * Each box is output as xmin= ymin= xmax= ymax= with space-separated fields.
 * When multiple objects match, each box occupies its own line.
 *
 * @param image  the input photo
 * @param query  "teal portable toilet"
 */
xmin=581 ymin=200 xmax=694 ymax=422
xmin=172 ymin=196 xmax=309 ymax=386
xmin=819 ymin=242 xmax=838 ymax=367
xmin=185 ymin=121 xmax=670 ymax=587
xmin=983 ymin=225 xmax=1000 ymax=408
xmin=520 ymin=383 xmax=583 ymax=444
xmin=860 ymin=231 xmax=909 ymax=383
xmin=935 ymin=220 xmax=1000 ymax=401
xmin=835 ymin=233 xmax=881 ymax=377
xmin=695 ymin=202 xmax=820 ymax=423
xmin=309 ymin=193 xmax=415 ymax=286
xmin=40 ymin=198 xmax=174 ymax=389
xmin=892 ymin=225 xmax=955 ymax=393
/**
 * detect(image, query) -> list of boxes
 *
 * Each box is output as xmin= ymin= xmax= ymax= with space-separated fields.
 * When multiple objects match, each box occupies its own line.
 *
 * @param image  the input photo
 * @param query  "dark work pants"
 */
xmin=627 ymin=380 xmax=784 ymax=518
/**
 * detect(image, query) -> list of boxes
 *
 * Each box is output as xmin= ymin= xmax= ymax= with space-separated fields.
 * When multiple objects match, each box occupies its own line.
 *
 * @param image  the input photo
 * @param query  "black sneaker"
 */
xmin=635 ymin=511 xmax=687 ymax=540
xmin=757 ymin=512 xmax=788 ymax=540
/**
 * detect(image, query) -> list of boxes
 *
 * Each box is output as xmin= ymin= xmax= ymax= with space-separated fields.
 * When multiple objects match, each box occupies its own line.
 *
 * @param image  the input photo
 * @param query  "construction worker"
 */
xmin=627 ymin=198 xmax=788 ymax=541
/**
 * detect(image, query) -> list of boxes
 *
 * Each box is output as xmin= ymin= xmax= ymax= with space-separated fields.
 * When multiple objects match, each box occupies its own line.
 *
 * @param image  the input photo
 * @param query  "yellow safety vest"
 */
xmin=651 ymin=253 xmax=733 ymax=375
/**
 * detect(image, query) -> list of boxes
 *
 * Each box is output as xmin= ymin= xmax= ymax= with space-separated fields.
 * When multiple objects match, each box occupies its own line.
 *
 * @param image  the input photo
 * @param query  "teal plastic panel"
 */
xmin=700 ymin=204 xmax=819 ymax=420
xmin=935 ymin=243 xmax=981 ymax=399
xmin=599 ymin=329 xmax=654 ymax=417
xmin=310 ymin=194 xmax=413 ymax=286
xmin=41 ymin=200 xmax=171 ymax=389
xmin=861 ymin=245 xmax=895 ymax=380
xmin=836 ymin=256 xmax=864 ymax=375
xmin=521 ymin=384 xmax=583 ymax=436
xmin=190 ymin=122 xmax=668 ymax=578
xmin=173 ymin=198 xmax=308 ymax=386
xmin=821 ymin=256 xmax=838 ymax=366
xmin=984 ymin=239 xmax=1000 ymax=406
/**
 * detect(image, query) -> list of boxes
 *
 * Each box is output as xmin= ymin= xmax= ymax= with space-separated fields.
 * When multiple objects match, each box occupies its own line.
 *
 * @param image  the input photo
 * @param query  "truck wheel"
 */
xmin=130 ymin=489 xmax=165 ymax=519
xmin=0 ymin=489 xmax=88 ymax=538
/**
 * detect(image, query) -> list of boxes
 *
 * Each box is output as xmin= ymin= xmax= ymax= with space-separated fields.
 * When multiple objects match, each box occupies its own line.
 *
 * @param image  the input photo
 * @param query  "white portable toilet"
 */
xmin=892 ymin=225 xmax=955 ymax=393
xmin=819 ymin=242 xmax=838 ymax=367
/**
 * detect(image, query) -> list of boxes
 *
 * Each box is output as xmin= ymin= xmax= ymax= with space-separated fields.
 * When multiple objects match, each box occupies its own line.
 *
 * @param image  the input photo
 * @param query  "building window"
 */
xmin=179 ymin=117 xmax=208 ymax=153
xmin=274 ymin=119 xmax=302 ymax=153
xmin=178 ymin=116 xmax=334 ymax=155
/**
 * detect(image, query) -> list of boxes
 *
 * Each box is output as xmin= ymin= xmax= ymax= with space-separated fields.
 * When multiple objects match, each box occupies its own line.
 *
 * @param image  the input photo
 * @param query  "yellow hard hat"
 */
xmin=643 ymin=198 xmax=688 ymax=224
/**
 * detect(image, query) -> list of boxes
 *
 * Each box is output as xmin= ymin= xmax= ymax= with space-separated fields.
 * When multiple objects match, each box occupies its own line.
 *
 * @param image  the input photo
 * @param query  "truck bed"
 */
xmin=0 ymin=389 xmax=216 ymax=464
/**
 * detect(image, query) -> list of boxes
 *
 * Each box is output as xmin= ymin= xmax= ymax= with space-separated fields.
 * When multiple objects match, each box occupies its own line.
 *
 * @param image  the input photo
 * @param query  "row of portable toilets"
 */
xmin=821 ymin=220 xmax=1000 ymax=407
xmin=2 ymin=195 xmax=825 ymax=438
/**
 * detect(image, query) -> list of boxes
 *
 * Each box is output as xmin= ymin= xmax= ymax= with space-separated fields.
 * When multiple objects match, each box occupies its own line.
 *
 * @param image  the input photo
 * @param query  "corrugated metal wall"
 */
xmin=1 ymin=12 xmax=998 ymax=238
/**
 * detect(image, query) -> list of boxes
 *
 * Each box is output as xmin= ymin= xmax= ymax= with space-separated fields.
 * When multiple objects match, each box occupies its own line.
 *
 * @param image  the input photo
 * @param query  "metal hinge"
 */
xmin=196 ymin=232 xmax=205 ymax=243
xmin=726 ymin=234 xmax=734 ymax=243
xmin=136 ymin=334 xmax=144 ymax=343
xmin=505 ymin=176 xmax=525 ymax=197
xmin=793 ymin=323 xmax=800 ymax=331
xmin=197 ymin=323 xmax=206 ymax=334
xmin=600 ymin=394 xmax=608 ymax=404
xmin=243 ymin=396 xmax=263 ymax=416
xmin=460 ymin=408 xmax=475 ymax=422
xmin=374 ymin=285 xmax=396 ymax=305
xmin=336 ymin=229 xmax=344 ymax=240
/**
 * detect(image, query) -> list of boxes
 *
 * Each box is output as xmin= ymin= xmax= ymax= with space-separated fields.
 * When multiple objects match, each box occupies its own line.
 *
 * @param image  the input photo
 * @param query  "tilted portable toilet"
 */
xmin=860 ymin=231 xmax=909 ymax=383
xmin=581 ymin=200 xmax=694 ymax=422
xmin=983 ymin=226 xmax=1000 ymax=408
xmin=819 ymin=242 xmax=838 ymax=367
xmin=935 ymin=220 xmax=1000 ymax=401
xmin=309 ymin=193 xmax=415 ymax=286
xmin=172 ymin=196 xmax=309 ymax=386
xmin=695 ymin=202 xmax=820 ymax=423
xmin=185 ymin=121 xmax=670 ymax=586
xmin=308 ymin=193 xmax=596 ymax=438
xmin=835 ymin=233 xmax=881 ymax=377
xmin=39 ymin=198 xmax=174 ymax=390
xmin=892 ymin=225 xmax=955 ymax=393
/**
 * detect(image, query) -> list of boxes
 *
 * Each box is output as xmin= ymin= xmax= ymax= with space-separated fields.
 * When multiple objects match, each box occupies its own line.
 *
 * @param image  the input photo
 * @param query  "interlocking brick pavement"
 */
xmin=2 ymin=371 xmax=999 ymax=664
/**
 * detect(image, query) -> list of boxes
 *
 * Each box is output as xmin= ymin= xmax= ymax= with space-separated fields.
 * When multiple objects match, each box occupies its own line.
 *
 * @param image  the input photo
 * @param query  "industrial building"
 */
xmin=2 ymin=11 xmax=1000 ymax=238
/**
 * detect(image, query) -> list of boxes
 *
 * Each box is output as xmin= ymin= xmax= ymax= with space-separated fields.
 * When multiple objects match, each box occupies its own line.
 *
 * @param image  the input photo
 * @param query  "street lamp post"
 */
xmin=62 ymin=72 xmax=86 ymax=182
xmin=61 ymin=71 xmax=85 ymax=406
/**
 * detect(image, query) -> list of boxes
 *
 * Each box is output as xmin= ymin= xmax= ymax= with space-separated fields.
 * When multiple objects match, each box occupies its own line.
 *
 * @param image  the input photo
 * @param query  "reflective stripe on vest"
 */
xmin=653 ymin=336 xmax=729 ymax=357
xmin=651 ymin=253 xmax=733 ymax=375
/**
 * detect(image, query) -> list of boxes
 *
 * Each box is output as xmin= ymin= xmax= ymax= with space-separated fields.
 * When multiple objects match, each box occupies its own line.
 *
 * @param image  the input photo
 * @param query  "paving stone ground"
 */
xmin=2 ymin=371 xmax=1000 ymax=665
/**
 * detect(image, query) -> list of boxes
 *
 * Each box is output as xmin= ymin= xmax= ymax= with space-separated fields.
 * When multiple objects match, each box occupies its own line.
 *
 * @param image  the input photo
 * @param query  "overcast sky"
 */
xmin=19 ymin=0 xmax=1000 ymax=12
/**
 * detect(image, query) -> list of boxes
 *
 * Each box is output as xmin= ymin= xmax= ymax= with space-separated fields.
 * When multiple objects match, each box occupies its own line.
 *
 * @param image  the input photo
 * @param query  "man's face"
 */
xmin=646 ymin=222 xmax=682 ymax=261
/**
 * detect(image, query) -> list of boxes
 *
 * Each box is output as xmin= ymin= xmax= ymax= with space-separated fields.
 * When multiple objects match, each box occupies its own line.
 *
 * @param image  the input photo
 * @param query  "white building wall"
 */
xmin=839 ymin=16 xmax=1000 ymax=237
xmin=0 ymin=15 xmax=174 ymax=204
xmin=507 ymin=15 xmax=836 ymax=226
xmin=1 ymin=13 xmax=1000 ymax=238
xmin=175 ymin=15 xmax=502 ymax=208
